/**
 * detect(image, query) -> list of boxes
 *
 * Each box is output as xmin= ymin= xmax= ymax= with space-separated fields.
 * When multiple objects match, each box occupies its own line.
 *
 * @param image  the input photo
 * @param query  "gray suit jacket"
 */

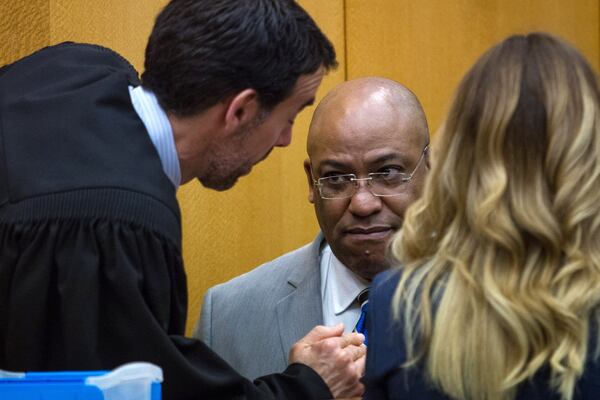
xmin=195 ymin=234 xmax=325 ymax=379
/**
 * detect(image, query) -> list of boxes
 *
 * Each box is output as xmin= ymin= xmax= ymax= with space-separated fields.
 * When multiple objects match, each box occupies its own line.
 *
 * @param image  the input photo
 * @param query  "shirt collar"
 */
xmin=321 ymin=244 xmax=369 ymax=315
xmin=129 ymin=85 xmax=181 ymax=189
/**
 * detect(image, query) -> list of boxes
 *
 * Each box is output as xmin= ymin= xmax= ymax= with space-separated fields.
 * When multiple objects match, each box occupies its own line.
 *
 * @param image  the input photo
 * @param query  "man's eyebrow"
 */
xmin=369 ymin=153 xmax=404 ymax=165
xmin=317 ymin=152 xmax=406 ymax=171
xmin=317 ymin=159 xmax=349 ymax=170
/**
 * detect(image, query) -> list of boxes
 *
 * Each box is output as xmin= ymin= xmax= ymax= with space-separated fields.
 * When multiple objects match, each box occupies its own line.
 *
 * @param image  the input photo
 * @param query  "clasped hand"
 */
xmin=289 ymin=323 xmax=366 ymax=398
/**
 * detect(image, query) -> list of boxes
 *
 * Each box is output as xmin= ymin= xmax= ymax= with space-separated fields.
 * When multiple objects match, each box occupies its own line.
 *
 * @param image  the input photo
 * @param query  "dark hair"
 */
xmin=142 ymin=0 xmax=337 ymax=116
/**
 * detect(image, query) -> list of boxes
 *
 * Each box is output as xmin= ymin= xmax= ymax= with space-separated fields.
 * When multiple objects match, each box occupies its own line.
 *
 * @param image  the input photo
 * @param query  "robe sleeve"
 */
xmin=0 ymin=218 xmax=331 ymax=400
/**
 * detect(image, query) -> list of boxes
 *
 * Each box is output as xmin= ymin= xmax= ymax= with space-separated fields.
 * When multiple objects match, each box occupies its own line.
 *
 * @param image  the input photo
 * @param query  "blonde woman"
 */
xmin=363 ymin=33 xmax=600 ymax=400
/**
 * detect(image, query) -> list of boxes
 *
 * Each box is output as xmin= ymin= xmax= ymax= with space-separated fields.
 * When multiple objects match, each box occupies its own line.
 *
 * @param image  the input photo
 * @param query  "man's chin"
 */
xmin=339 ymin=252 xmax=391 ymax=280
xmin=199 ymin=175 xmax=239 ymax=191
xmin=199 ymin=164 xmax=255 ymax=191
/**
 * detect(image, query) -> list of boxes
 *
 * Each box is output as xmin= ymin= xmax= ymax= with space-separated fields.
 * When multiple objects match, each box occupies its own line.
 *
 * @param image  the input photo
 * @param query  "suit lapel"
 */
xmin=275 ymin=234 xmax=325 ymax=361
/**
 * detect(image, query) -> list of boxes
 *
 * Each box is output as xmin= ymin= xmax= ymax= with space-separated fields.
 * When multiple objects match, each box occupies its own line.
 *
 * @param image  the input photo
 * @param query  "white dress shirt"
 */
xmin=320 ymin=244 xmax=369 ymax=334
xmin=129 ymin=85 xmax=181 ymax=189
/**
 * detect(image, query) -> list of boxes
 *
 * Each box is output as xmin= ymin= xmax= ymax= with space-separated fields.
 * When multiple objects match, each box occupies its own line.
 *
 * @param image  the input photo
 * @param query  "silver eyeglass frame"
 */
xmin=311 ymin=144 xmax=429 ymax=200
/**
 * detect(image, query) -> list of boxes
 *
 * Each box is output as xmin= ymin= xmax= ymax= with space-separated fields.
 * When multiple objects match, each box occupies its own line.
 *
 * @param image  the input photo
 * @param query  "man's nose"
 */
xmin=275 ymin=126 xmax=292 ymax=147
xmin=347 ymin=180 xmax=382 ymax=217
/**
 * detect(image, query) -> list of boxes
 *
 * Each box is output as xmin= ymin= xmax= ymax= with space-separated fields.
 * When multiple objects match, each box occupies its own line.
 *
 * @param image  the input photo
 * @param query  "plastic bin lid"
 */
xmin=86 ymin=362 xmax=163 ymax=400
xmin=0 ymin=371 xmax=25 ymax=379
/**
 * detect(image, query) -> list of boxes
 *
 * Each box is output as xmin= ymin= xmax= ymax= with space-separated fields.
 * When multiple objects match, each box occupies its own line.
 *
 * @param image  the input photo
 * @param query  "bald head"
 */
xmin=304 ymin=77 xmax=430 ymax=281
xmin=307 ymin=77 xmax=429 ymax=156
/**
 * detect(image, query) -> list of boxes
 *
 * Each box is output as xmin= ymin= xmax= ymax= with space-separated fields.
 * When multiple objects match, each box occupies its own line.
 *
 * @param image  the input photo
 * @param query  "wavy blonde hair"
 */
xmin=391 ymin=33 xmax=600 ymax=400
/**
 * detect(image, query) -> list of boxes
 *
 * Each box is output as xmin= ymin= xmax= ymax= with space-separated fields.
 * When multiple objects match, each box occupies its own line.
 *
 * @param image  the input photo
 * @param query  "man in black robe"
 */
xmin=0 ymin=0 xmax=366 ymax=399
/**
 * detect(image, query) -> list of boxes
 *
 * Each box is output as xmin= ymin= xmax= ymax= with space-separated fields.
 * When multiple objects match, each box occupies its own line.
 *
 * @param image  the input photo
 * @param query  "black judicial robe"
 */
xmin=0 ymin=43 xmax=331 ymax=400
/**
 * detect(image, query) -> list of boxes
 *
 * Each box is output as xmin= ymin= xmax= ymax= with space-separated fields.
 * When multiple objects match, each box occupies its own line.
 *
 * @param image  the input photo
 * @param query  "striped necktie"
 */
xmin=353 ymin=288 xmax=370 ymax=346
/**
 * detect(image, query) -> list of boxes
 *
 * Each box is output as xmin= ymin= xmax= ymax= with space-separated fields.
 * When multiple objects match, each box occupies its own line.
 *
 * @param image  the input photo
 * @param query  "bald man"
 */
xmin=195 ymin=77 xmax=430 ymax=379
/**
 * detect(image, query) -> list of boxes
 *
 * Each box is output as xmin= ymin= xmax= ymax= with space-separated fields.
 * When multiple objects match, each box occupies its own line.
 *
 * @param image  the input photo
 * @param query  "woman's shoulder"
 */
xmin=372 ymin=268 xmax=402 ymax=296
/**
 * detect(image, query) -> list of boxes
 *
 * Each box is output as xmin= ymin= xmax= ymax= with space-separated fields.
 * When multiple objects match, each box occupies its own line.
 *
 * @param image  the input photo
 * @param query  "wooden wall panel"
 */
xmin=0 ymin=0 xmax=49 ymax=64
xmin=345 ymin=0 xmax=600 ymax=133
xmin=47 ymin=0 xmax=166 ymax=71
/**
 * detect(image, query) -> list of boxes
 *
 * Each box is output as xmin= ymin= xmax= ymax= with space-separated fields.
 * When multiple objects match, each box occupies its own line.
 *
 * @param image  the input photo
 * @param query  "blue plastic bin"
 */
xmin=0 ymin=362 xmax=162 ymax=399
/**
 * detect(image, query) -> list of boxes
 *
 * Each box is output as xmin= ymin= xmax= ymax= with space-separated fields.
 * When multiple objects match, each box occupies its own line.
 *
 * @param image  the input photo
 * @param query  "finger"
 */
xmin=300 ymin=323 xmax=344 ymax=343
xmin=354 ymin=352 xmax=366 ymax=374
xmin=339 ymin=332 xmax=365 ymax=348
xmin=349 ymin=344 xmax=367 ymax=361
xmin=335 ymin=343 xmax=366 ymax=363
xmin=346 ymin=382 xmax=365 ymax=399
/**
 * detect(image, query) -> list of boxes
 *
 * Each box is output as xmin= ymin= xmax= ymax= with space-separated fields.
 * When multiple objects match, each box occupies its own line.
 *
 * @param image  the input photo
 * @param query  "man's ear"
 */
xmin=304 ymin=159 xmax=316 ymax=204
xmin=224 ymin=89 xmax=260 ymax=132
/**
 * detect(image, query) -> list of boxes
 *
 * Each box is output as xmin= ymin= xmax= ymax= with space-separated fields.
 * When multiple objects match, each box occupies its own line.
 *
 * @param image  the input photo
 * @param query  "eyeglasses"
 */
xmin=312 ymin=145 xmax=428 ymax=200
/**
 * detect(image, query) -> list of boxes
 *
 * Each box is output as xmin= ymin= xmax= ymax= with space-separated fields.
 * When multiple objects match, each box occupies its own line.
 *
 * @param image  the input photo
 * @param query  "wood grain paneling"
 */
xmin=345 ymin=0 xmax=600 ymax=133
